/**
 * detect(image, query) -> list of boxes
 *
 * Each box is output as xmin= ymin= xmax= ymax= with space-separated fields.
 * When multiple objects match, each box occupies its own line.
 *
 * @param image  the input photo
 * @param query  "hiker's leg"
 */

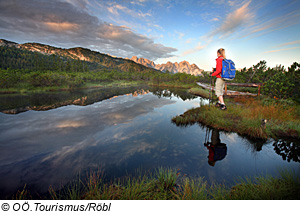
xmin=215 ymin=78 xmax=222 ymax=99
xmin=218 ymin=95 xmax=224 ymax=104
xmin=216 ymin=78 xmax=225 ymax=104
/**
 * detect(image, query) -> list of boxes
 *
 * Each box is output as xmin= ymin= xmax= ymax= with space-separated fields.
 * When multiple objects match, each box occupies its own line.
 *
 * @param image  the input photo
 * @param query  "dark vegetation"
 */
xmin=1 ymin=44 xmax=299 ymax=102
xmin=172 ymin=96 xmax=300 ymax=139
xmin=180 ymin=61 xmax=300 ymax=139
xmin=0 ymin=46 xmax=198 ymax=93
xmin=201 ymin=60 xmax=300 ymax=103
xmin=12 ymin=167 xmax=300 ymax=200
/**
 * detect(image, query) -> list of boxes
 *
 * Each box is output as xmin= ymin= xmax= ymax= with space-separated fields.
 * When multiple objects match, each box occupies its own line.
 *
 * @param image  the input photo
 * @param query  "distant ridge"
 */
xmin=0 ymin=39 xmax=18 ymax=47
xmin=0 ymin=39 xmax=202 ymax=76
xmin=130 ymin=56 xmax=204 ymax=76
xmin=0 ymin=39 xmax=161 ymax=73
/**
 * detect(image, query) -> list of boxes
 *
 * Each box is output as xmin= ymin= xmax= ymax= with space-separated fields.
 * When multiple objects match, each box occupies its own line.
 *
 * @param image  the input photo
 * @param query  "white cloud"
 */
xmin=178 ymin=33 xmax=184 ymax=40
xmin=107 ymin=3 xmax=151 ymax=18
xmin=276 ymin=40 xmax=300 ymax=47
xmin=183 ymin=1 xmax=253 ymax=57
xmin=182 ymin=42 xmax=205 ymax=56
xmin=210 ymin=0 xmax=225 ymax=5
xmin=264 ymin=47 xmax=300 ymax=54
xmin=0 ymin=0 xmax=176 ymax=60
xmin=185 ymin=38 xmax=195 ymax=44
xmin=208 ymin=0 xmax=253 ymax=39
xmin=228 ymin=1 xmax=235 ymax=6
xmin=242 ymin=9 xmax=300 ymax=39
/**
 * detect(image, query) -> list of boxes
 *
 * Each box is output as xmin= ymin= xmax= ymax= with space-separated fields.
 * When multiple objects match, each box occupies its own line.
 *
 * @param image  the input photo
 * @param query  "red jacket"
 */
xmin=211 ymin=56 xmax=223 ymax=78
xmin=207 ymin=145 xmax=215 ymax=162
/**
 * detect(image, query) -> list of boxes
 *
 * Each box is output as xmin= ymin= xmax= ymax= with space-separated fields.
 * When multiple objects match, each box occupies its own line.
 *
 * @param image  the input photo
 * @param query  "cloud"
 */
xmin=0 ymin=0 xmax=176 ymax=60
xmin=44 ymin=22 xmax=80 ymax=32
xmin=131 ymin=0 xmax=148 ymax=6
xmin=148 ymin=23 xmax=164 ymax=30
xmin=239 ymin=2 xmax=300 ymax=39
xmin=185 ymin=38 xmax=195 ymax=44
xmin=211 ymin=17 xmax=219 ymax=22
xmin=64 ymin=0 xmax=90 ymax=10
xmin=107 ymin=3 xmax=151 ymax=18
xmin=228 ymin=1 xmax=235 ymax=6
xmin=182 ymin=42 xmax=205 ymax=56
xmin=174 ymin=31 xmax=185 ymax=40
xmin=185 ymin=0 xmax=253 ymax=57
xmin=208 ymin=1 xmax=253 ymax=39
xmin=264 ymin=47 xmax=300 ymax=54
xmin=210 ymin=0 xmax=226 ymax=5
xmin=276 ymin=40 xmax=300 ymax=48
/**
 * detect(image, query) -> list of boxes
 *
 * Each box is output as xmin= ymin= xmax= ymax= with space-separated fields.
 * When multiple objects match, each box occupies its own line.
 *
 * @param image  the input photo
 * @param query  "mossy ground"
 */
xmin=174 ymin=87 xmax=300 ymax=139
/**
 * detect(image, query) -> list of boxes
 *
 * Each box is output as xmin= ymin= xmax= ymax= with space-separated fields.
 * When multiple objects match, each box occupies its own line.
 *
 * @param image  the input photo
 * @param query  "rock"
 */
xmin=131 ymin=56 xmax=203 ymax=76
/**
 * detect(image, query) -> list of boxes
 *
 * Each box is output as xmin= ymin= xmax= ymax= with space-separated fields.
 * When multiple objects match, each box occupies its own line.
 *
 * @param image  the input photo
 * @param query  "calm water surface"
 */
xmin=0 ymin=86 xmax=299 ymax=198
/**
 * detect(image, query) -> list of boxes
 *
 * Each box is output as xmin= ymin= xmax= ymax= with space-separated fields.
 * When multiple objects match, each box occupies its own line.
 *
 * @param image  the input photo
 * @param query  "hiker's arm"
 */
xmin=212 ymin=58 xmax=222 ymax=76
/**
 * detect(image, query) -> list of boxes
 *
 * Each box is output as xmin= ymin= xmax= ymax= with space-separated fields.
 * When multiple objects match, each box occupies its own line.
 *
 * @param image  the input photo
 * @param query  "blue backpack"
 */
xmin=221 ymin=59 xmax=236 ymax=80
xmin=213 ymin=143 xmax=227 ymax=161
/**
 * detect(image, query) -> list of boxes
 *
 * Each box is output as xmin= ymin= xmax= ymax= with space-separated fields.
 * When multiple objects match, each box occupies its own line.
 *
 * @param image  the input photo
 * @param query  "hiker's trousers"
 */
xmin=215 ymin=78 xmax=225 ymax=97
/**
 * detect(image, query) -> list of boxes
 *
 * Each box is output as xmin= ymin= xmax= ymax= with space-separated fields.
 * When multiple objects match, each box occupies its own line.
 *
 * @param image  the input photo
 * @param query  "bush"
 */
xmin=27 ymin=72 xmax=68 ymax=87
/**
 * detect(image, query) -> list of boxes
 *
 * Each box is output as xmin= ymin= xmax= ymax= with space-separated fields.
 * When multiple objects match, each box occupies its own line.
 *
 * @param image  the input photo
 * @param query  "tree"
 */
xmin=248 ymin=60 xmax=267 ymax=83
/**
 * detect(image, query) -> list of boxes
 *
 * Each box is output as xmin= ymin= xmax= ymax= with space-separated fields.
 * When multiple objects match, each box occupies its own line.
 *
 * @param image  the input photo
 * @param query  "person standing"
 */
xmin=211 ymin=48 xmax=227 ymax=110
xmin=204 ymin=129 xmax=227 ymax=167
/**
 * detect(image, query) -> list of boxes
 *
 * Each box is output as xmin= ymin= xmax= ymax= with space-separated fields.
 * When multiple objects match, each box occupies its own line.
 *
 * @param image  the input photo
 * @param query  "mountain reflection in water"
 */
xmin=0 ymin=86 xmax=298 ymax=198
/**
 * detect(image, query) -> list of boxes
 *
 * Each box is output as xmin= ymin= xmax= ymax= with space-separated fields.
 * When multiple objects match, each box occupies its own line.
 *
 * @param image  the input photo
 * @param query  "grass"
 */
xmin=229 ymin=170 xmax=300 ymax=199
xmin=0 ymin=80 xmax=144 ymax=94
xmin=172 ymin=95 xmax=300 ymax=139
xmin=149 ymin=81 xmax=198 ymax=89
xmin=12 ymin=168 xmax=300 ymax=200
xmin=188 ymin=87 xmax=211 ymax=98
xmin=0 ymin=80 xmax=193 ymax=94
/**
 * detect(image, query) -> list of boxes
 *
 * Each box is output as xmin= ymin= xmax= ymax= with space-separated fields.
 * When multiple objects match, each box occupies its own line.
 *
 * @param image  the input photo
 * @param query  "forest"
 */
xmin=0 ymin=46 xmax=198 ymax=91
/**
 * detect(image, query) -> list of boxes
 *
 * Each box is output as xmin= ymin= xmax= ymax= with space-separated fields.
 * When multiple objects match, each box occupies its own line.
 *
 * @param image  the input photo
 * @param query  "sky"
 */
xmin=0 ymin=0 xmax=300 ymax=70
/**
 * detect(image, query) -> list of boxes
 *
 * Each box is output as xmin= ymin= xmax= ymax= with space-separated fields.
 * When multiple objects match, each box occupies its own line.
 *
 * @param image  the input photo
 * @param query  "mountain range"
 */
xmin=0 ymin=39 xmax=202 ymax=75
xmin=130 ymin=56 xmax=204 ymax=76
xmin=0 ymin=39 xmax=159 ymax=73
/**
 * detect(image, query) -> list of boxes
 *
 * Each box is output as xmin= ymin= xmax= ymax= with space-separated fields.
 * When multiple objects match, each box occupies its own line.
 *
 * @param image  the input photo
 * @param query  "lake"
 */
xmin=0 ymin=86 xmax=299 ymax=198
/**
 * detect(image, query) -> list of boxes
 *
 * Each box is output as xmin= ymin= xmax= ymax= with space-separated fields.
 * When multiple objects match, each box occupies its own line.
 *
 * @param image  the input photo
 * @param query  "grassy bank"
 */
xmin=13 ymin=168 xmax=300 ymax=200
xmin=149 ymin=82 xmax=198 ymax=89
xmin=0 ymin=80 xmax=144 ymax=94
xmin=174 ymin=88 xmax=300 ymax=139
xmin=188 ymin=87 xmax=211 ymax=98
xmin=0 ymin=79 xmax=197 ymax=94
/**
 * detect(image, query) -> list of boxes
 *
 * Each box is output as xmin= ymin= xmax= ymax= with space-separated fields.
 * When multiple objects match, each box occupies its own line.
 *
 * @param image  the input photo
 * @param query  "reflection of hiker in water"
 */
xmin=204 ymin=129 xmax=227 ymax=167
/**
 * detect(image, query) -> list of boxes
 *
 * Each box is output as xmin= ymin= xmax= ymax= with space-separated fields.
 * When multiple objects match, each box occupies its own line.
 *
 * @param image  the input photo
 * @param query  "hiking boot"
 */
xmin=215 ymin=102 xmax=221 ymax=108
xmin=220 ymin=104 xmax=227 ymax=110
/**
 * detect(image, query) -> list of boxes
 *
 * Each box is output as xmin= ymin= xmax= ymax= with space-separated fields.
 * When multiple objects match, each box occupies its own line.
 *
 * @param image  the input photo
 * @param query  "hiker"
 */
xmin=204 ymin=129 xmax=227 ymax=167
xmin=211 ymin=48 xmax=227 ymax=110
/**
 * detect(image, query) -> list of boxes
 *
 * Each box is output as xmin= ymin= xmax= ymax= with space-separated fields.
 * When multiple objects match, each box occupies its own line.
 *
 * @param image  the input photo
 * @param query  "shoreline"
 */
xmin=2 ymin=83 xmax=300 ymax=140
xmin=173 ymin=87 xmax=300 ymax=140
xmin=0 ymin=81 xmax=197 ymax=95
xmin=7 ymin=168 xmax=300 ymax=200
xmin=0 ymin=81 xmax=145 ymax=95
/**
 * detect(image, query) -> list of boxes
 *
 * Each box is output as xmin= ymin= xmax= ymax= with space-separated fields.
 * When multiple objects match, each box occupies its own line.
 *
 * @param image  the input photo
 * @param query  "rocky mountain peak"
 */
xmin=131 ymin=56 xmax=156 ymax=69
xmin=131 ymin=56 xmax=138 ymax=62
xmin=131 ymin=56 xmax=203 ymax=76
xmin=0 ymin=39 xmax=18 ymax=48
xmin=180 ymin=60 xmax=190 ymax=65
